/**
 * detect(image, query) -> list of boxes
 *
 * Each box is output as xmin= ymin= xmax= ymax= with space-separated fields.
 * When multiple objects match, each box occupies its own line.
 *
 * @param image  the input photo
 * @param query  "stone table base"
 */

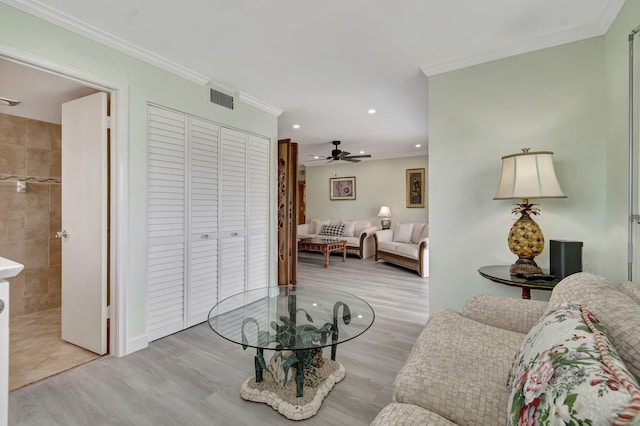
xmin=240 ymin=362 xmax=346 ymax=420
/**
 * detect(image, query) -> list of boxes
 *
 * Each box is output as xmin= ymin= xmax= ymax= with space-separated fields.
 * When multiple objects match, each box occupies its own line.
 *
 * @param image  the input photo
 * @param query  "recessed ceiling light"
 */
xmin=293 ymin=124 xmax=300 ymax=129
xmin=360 ymin=151 xmax=365 ymax=154
xmin=368 ymin=109 xmax=376 ymax=114
xmin=415 ymin=144 xmax=422 ymax=148
xmin=314 ymin=156 xmax=319 ymax=159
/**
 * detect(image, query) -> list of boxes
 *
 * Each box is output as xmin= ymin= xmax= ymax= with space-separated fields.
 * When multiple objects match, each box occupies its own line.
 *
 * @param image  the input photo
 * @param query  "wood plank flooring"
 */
xmin=9 ymin=253 xmax=429 ymax=425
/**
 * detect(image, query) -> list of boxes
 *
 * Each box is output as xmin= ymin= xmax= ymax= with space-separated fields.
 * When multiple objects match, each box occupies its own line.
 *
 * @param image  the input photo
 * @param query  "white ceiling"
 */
xmin=1 ymin=0 xmax=625 ymax=165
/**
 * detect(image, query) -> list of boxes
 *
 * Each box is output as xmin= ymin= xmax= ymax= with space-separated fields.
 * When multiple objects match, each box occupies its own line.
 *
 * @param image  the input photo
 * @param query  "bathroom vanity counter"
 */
xmin=0 ymin=256 xmax=23 ymax=280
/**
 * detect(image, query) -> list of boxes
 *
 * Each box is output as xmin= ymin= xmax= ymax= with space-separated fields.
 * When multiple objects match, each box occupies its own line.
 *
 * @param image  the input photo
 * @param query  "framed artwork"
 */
xmin=406 ymin=168 xmax=425 ymax=208
xmin=329 ymin=176 xmax=356 ymax=200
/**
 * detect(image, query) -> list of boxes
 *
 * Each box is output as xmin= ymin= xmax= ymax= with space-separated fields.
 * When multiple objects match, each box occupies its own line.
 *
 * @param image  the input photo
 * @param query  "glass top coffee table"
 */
xmin=208 ymin=285 xmax=375 ymax=419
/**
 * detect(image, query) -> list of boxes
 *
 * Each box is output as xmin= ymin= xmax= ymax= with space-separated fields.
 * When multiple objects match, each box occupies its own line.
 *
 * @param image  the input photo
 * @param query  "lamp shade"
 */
xmin=494 ymin=150 xmax=566 ymax=200
xmin=377 ymin=206 xmax=391 ymax=217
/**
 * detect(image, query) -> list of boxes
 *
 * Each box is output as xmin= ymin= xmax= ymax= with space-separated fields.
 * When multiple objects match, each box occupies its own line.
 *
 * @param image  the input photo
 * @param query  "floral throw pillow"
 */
xmin=507 ymin=303 xmax=640 ymax=425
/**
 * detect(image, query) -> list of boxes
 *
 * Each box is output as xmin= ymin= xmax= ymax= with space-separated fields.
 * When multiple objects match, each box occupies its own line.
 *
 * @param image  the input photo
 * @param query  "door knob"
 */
xmin=56 ymin=230 xmax=68 ymax=239
xmin=0 ymin=299 xmax=4 ymax=314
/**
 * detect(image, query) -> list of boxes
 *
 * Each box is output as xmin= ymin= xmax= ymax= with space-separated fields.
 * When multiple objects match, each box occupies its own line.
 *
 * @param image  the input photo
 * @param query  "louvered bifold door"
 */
xmin=247 ymin=135 xmax=270 ymax=291
xmin=187 ymin=118 xmax=219 ymax=327
xmin=219 ymin=128 xmax=247 ymax=303
xmin=147 ymin=106 xmax=187 ymax=341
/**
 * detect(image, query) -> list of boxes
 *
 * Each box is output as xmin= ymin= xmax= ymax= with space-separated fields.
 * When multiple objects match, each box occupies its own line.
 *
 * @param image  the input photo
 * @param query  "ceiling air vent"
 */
xmin=210 ymin=88 xmax=234 ymax=110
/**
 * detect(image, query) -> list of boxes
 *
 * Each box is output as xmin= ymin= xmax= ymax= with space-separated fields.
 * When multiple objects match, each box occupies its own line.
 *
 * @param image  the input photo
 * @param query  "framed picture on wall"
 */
xmin=329 ymin=176 xmax=356 ymax=200
xmin=406 ymin=168 xmax=425 ymax=208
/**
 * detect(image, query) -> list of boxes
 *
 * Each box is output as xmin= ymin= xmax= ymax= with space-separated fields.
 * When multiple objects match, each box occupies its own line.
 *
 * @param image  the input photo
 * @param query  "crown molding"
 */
xmin=2 ymin=0 xmax=210 ymax=85
xmin=597 ymin=0 xmax=626 ymax=34
xmin=238 ymin=91 xmax=283 ymax=117
xmin=421 ymin=1 xmax=625 ymax=77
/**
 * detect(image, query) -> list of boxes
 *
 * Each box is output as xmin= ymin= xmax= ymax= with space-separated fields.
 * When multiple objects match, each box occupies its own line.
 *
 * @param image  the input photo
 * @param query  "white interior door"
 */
xmin=61 ymin=92 xmax=108 ymax=355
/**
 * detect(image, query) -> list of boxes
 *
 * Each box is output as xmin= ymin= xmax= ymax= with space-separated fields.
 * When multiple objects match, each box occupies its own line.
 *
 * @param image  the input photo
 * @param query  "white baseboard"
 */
xmin=126 ymin=335 xmax=148 ymax=355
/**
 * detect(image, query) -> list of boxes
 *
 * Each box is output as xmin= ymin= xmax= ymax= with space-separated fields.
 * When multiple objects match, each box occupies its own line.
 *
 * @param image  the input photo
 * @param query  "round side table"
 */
xmin=478 ymin=265 xmax=560 ymax=299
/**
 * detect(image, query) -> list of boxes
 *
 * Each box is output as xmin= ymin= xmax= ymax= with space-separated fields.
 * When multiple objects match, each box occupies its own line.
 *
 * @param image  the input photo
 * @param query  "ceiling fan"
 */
xmin=311 ymin=141 xmax=372 ymax=163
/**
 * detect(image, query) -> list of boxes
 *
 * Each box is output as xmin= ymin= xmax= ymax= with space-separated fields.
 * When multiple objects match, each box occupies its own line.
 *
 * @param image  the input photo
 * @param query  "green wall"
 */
xmin=429 ymin=37 xmax=608 ymax=311
xmin=305 ymin=156 xmax=428 ymax=225
xmin=0 ymin=4 xmax=278 ymax=348
xmin=604 ymin=0 xmax=640 ymax=281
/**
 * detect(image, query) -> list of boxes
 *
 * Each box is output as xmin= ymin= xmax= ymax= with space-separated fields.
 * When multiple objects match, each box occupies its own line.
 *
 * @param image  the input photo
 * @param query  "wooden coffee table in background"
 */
xmin=298 ymin=237 xmax=347 ymax=268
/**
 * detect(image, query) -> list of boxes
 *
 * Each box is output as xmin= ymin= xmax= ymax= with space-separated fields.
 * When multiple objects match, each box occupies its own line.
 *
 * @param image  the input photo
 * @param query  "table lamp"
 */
xmin=377 ymin=206 xmax=391 ymax=230
xmin=494 ymin=148 xmax=567 ymax=275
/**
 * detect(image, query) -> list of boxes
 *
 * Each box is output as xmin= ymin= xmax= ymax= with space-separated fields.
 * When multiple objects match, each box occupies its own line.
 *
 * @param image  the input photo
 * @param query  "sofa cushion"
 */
xmin=371 ymin=403 xmax=457 ymax=426
xmin=411 ymin=223 xmax=426 ymax=244
xmin=620 ymin=281 xmax=640 ymax=304
xmin=393 ymin=223 xmax=414 ymax=243
xmin=549 ymin=272 xmax=640 ymax=380
xmin=394 ymin=308 xmax=524 ymax=426
xmin=309 ymin=219 xmax=330 ymax=234
xmin=341 ymin=220 xmax=356 ymax=237
xmin=378 ymin=241 xmax=419 ymax=258
xmin=342 ymin=237 xmax=360 ymax=247
xmin=319 ymin=224 xmax=345 ymax=237
xmin=507 ymin=303 xmax=640 ymax=425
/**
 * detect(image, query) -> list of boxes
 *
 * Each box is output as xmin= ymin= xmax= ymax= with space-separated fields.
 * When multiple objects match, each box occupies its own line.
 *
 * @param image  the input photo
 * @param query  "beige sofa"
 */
xmin=371 ymin=272 xmax=640 ymax=425
xmin=297 ymin=218 xmax=378 ymax=259
xmin=374 ymin=223 xmax=428 ymax=277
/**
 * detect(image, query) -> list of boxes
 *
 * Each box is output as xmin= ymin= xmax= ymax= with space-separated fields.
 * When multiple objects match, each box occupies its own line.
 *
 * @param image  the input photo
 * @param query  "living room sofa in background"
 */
xmin=371 ymin=272 xmax=640 ymax=425
xmin=297 ymin=218 xmax=378 ymax=259
xmin=374 ymin=223 xmax=428 ymax=277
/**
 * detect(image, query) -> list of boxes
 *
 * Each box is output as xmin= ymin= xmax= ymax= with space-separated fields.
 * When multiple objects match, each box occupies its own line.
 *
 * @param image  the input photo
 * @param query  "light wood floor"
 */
xmin=9 ymin=307 xmax=101 ymax=390
xmin=9 ymin=253 xmax=429 ymax=425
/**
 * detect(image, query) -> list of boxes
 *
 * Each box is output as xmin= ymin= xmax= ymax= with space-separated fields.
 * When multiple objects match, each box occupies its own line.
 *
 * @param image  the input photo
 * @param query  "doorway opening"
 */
xmin=0 ymin=58 xmax=116 ymax=389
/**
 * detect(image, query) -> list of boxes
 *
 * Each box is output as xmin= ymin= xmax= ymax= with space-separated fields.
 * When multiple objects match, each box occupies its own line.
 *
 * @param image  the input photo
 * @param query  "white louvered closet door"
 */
xmin=247 ymin=135 xmax=270 ymax=291
xmin=187 ymin=118 xmax=219 ymax=327
xmin=219 ymin=128 xmax=248 ymax=302
xmin=147 ymin=106 xmax=187 ymax=341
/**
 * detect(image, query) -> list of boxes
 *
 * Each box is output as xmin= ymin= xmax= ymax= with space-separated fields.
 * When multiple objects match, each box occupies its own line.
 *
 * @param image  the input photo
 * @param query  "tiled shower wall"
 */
xmin=0 ymin=112 xmax=62 ymax=317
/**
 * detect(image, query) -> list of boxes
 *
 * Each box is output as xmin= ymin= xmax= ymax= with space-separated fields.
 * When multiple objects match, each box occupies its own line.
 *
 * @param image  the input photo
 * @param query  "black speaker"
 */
xmin=550 ymin=240 xmax=583 ymax=279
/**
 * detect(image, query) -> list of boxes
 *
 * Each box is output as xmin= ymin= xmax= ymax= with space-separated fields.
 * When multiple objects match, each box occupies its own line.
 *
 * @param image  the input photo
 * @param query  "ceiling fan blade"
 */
xmin=342 ymin=157 xmax=360 ymax=162
xmin=345 ymin=154 xmax=372 ymax=159
xmin=339 ymin=151 xmax=351 ymax=157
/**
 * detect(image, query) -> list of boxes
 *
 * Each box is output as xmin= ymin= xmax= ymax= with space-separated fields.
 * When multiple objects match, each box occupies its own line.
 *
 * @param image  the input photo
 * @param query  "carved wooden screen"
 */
xmin=277 ymin=139 xmax=298 ymax=284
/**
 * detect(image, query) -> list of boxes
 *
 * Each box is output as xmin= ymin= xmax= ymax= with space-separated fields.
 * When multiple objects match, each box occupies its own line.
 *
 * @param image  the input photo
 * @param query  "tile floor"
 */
xmin=9 ymin=307 xmax=102 ymax=390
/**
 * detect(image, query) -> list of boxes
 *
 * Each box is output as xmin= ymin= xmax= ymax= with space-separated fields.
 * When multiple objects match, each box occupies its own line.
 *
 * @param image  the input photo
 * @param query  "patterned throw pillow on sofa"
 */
xmin=507 ymin=303 xmax=640 ymax=425
xmin=320 ymin=224 xmax=345 ymax=237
